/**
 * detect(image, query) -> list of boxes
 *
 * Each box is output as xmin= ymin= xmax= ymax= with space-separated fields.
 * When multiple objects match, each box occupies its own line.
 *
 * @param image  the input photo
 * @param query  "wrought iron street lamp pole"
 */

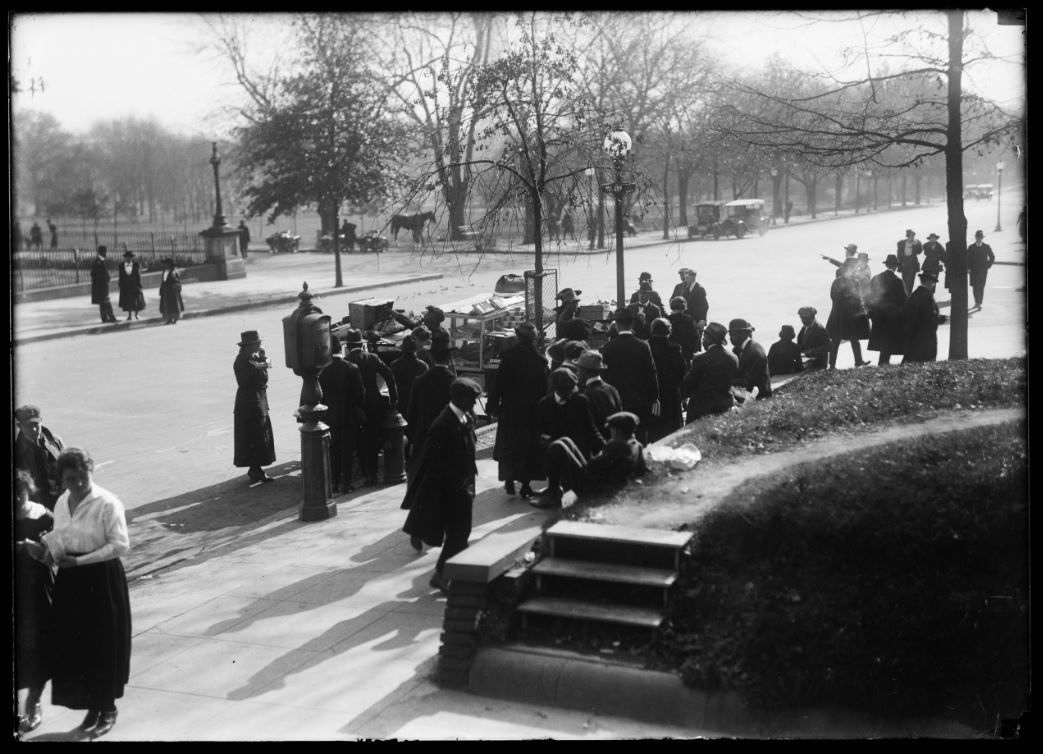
xmin=994 ymin=161 xmax=1005 ymax=232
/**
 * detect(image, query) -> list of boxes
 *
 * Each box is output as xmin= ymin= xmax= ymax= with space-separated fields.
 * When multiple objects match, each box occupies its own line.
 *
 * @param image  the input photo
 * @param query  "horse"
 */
xmin=390 ymin=211 xmax=436 ymax=243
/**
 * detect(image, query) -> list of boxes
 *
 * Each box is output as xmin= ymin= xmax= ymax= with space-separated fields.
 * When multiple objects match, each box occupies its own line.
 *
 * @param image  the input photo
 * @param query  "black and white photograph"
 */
xmin=11 ymin=10 xmax=1027 ymax=741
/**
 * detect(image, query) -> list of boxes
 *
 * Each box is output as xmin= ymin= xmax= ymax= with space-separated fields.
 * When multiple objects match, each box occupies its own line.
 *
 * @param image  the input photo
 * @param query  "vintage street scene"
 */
xmin=10 ymin=10 xmax=1027 ymax=741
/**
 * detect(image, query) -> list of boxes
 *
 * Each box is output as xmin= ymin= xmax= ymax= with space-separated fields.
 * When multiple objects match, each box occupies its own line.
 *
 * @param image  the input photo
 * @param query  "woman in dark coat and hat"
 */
xmin=233 ymin=330 xmax=276 ymax=483
xmin=646 ymin=317 xmax=687 ymax=443
xmin=158 ymin=257 xmax=185 ymax=324
xmin=486 ymin=322 xmax=549 ymax=498
xmin=117 ymin=249 xmax=144 ymax=321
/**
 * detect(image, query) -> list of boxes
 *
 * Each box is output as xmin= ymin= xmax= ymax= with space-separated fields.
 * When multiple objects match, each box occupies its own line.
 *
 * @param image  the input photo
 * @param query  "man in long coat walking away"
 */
xmin=866 ymin=253 xmax=907 ymax=365
xmin=967 ymin=229 xmax=996 ymax=310
xmin=344 ymin=328 xmax=399 ymax=486
xmin=401 ymin=378 xmax=481 ymax=595
xmin=234 ymin=330 xmax=276 ymax=483
xmin=601 ymin=308 xmax=660 ymax=445
xmin=319 ymin=337 xmax=366 ymax=493
xmin=903 ymin=271 xmax=948 ymax=362
xmin=90 ymin=246 xmax=117 ymax=323
xmin=486 ymin=322 xmax=548 ymax=499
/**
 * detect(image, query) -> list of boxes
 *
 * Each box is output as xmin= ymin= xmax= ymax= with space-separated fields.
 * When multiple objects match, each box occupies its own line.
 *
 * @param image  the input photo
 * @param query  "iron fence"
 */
xmin=12 ymin=231 xmax=207 ymax=293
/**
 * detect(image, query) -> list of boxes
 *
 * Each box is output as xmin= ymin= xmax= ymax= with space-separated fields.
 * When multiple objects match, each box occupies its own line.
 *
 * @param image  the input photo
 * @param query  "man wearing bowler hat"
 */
xmin=486 ymin=322 xmax=549 ymax=499
xmin=577 ymin=349 xmax=622 ymax=432
xmin=600 ymin=308 xmax=660 ymax=445
xmin=903 ymin=270 xmax=948 ymax=362
xmin=728 ymin=318 xmax=772 ymax=402
xmin=401 ymin=377 xmax=481 ymax=594
xmin=344 ymin=328 xmax=399 ymax=486
xmin=233 ymin=330 xmax=276 ymax=484
xmin=683 ymin=322 xmax=738 ymax=422
xmin=896 ymin=228 xmax=923 ymax=294
xmin=967 ymin=229 xmax=996 ymax=310
xmin=867 ymin=253 xmax=907 ymax=365
xmin=630 ymin=271 xmax=664 ymax=311
xmin=90 ymin=245 xmax=117 ymax=323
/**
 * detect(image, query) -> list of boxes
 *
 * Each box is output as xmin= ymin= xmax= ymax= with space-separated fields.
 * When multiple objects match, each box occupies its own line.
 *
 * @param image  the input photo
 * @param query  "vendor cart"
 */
xmin=442 ymin=291 xmax=527 ymax=392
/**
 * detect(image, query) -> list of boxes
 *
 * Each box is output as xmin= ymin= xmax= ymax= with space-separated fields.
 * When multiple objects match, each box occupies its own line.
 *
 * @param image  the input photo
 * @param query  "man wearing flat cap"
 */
xmin=683 ymin=322 xmax=738 ymax=422
xmin=821 ymin=244 xmax=858 ymax=278
xmin=402 ymin=377 xmax=481 ymax=594
xmin=896 ymin=229 xmax=923 ymax=295
xmin=531 ymin=368 xmax=607 ymax=508
xmin=728 ymin=318 xmax=772 ymax=402
xmin=14 ymin=404 xmax=65 ymax=509
xmin=486 ymin=322 xmax=549 ymax=499
xmin=903 ymin=269 xmax=948 ymax=362
xmin=796 ymin=307 xmax=832 ymax=370
xmin=866 ymin=254 xmax=907 ymax=365
xmin=531 ymin=410 xmax=647 ymax=510
xmin=601 ymin=308 xmax=660 ymax=444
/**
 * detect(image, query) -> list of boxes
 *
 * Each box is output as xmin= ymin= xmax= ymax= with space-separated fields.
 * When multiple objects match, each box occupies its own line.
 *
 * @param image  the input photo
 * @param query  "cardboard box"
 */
xmin=349 ymin=298 xmax=394 ymax=330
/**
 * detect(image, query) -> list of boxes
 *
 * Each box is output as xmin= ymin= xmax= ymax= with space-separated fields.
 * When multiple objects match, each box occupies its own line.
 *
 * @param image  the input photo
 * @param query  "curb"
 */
xmin=13 ymin=273 xmax=444 ymax=346
xmin=468 ymin=646 xmax=749 ymax=733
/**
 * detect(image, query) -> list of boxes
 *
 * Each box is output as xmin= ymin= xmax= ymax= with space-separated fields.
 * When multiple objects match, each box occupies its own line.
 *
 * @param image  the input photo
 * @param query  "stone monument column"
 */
xmin=199 ymin=142 xmax=246 ymax=281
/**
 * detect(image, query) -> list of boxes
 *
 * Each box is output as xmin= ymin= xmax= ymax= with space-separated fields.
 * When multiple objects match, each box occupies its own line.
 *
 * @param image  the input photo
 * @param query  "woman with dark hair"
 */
xmin=15 ymin=469 xmax=54 ymax=735
xmin=22 ymin=446 xmax=131 ymax=739
xmin=158 ymin=257 xmax=185 ymax=324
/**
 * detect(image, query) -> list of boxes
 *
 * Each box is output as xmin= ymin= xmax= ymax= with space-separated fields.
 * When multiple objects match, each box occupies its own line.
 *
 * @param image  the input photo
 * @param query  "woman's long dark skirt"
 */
xmin=50 ymin=559 xmax=131 ymax=710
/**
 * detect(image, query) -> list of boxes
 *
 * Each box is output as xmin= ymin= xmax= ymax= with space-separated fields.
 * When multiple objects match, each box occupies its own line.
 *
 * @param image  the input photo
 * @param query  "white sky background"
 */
xmin=9 ymin=11 xmax=1026 ymax=137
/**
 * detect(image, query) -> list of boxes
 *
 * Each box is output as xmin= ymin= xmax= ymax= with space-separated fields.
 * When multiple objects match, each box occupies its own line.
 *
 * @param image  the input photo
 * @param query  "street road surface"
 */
xmin=13 ymin=195 xmax=1025 ymax=515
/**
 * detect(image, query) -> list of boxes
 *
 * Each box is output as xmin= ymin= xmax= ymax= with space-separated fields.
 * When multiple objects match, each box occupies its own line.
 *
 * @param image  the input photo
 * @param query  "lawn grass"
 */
xmin=650 ymin=418 xmax=1029 ymax=733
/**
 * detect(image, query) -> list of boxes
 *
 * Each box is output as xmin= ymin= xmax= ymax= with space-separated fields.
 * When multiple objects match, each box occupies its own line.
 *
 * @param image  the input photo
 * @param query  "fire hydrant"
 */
xmin=381 ymin=409 xmax=408 ymax=484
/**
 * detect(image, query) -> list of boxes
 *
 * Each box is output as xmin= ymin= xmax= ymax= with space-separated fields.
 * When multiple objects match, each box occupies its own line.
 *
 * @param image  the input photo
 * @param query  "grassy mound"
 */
xmin=668 ymin=358 xmax=1026 ymax=459
xmin=651 ymin=420 xmax=1029 ymax=732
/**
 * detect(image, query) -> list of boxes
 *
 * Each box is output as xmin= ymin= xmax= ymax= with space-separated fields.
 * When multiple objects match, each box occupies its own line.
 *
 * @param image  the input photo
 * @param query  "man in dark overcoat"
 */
xmin=389 ymin=336 xmax=429 ymax=450
xmin=921 ymin=232 xmax=945 ymax=279
xmin=344 ymin=328 xmax=399 ymax=485
xmin=486 ymin=322 xmax=548 ymax=499
xmin=530 ymin=368 xmax=605 ymax=509
xmin=896 ymin=228 xmax=923 ymax=295
xmin=577 ymin=350 xmax=621 ymax=431
xmin=796 ymin=307 xmax=831 ymax=370
xmin=670 ymin=268 xmax=709 ymax=328
xmin=683 ymin=322 xmax=738 ymax=423
xmin=404 ymin=336 xmax=456 ymax=479
xmin=234 ymin=330 xmax=276 ymax=483
xmin=647 ymin=317 xmax=688 ymax=442
xmin=728 ymin=318 xmax=772 ymax=402
xmin=903 ymin=270 xmax=948 ymax=362
xmin=238 ymin=220 xmax=251 ymax=260
xmin=866 ymin=253 xmax=907 ymax=365
xmin=14 ymin=404 xmax=65 ymax=510
xmin=600 ymin=308 xmax=660 ymax=445
xmin=319 ymin=336 xmax=366 ymax=493
xmin=968 ymin=229 xmax=996 ymax=309
xmin=667 ymin=295 xmax=700 ymax=364
xmin=117 ymin=249 xmax=144 ymax=320
xmin=90 ymin=246 xmax=117 ymax=323
xmin=629 ymin=271 xmax=665 ymax=311
xmin=401 ymin=378 xmax=481 ymax=594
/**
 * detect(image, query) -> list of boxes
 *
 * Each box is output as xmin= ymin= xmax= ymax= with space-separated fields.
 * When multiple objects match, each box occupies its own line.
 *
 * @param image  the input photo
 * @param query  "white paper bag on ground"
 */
xmin=645 ymin=443 xmax=702 ymax=470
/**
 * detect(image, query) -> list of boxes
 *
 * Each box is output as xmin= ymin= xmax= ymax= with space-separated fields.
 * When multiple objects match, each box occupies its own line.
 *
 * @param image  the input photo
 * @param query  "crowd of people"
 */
xmin=89 ymin=244 xmax=186 ymax=325
xmin=14 ymin=406 xmax=132 ymax=740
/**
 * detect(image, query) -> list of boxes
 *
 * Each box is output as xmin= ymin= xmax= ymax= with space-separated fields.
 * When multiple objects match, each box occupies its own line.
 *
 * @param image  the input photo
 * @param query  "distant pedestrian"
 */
xmin=903 ymin=270 xmax=948 ymax=362
xmin=233 ymin=330 xmax=276 ymax=483
xmin=238 ymin=220 xmax=251 ymax=260
xmin=968 ymin=229 xmax=996 ymax=310
xmin=14 ymin=469 xmax=53 ymax=736
xmin=29 ymin=221 xmax=43 ymax=250
xmin=629 ymin=271 xmax=665 ymax=311
xmin=90 ymin=246 xmax=117 ymax=323
xmin=683 ymin=322 xmax=738 ymax=422
xmin=341 ymin=219 xmax=357 ymax=252
xmin=784 ymin=200 xmax=793 ymax=223
xmin=486 ymin=322 xmax=548 ymax=500
xmin=23 ymin=446 xmax=131 ymax=740
xmin=796 ymin=307 xmax=832 ymax=371
xmin=896 ymin=228 xmax=923 ymax=295
xmin=767 ymin=324 xmax=803 ymax=376
xmin=117 ymin=250 xmax=144 ymax=321
xmin=319 ymin=336 xmax=366 ymax=494
xmin=921 ymin=233 xmax=945 ymax=279
xmin=48 ymin=219 xmax=58 ymax=249
xmin=728 ymin=318 xmax=772 ymax=403
xmin=1017 ymin=207 xmax=1026 ymax=242
xmin=647 ymin=318 xmax=687 ymax=443
xmin=14 ymin=404 xmax=65 ymax=510
xmin=561 ymin=211 xmax=575 ymax=242
xmin=601 ymin=307 xmax=660 ymax=445
xmin=344 ymin=328 xmax=399 ymax=486
xmin=158 ymin=257 xmax=185 ymax=325
xmin=866 ymin=253 xmax=907 ymax=365
xmin=401 ymin=377 xmax=481 ymax=595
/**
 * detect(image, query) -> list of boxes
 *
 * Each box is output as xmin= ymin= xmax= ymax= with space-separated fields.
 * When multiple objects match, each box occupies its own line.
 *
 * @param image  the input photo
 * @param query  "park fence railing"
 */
xmin=12 ymin=230 xmax=208 ymax=293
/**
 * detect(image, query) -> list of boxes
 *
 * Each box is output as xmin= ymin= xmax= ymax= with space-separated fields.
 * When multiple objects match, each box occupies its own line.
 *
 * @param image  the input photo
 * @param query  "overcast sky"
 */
xmin=9 ymin=11 xmax=1026 ymax=137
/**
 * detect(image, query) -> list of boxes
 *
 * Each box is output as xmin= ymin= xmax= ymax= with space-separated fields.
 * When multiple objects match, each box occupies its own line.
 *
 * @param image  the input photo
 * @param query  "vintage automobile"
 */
xmin=687 ymin=201 xmax=726 ymax=239
xmin=355 ymin=230 xmax=389 ymax=253
xmin=719 ymin=199 xmax=769 ymax=239
xmin=266 ymin=230 xmax=300 ymax=254
xmin=974 ymin=183 xmax=994 ymax=200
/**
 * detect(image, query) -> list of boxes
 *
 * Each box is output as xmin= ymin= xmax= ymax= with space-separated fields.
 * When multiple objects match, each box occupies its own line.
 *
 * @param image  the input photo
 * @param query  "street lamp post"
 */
xmin=770 ymin=168 xmax=779 ymax=223
xmin=603 ymin=130 xmax=634 ymax=310
xmin=783 ymin=165 xmax=790 ymax=223
xmin=995 ymin=161 xmax=1005 ymax=232
xmin=209 ymin=142 xmax=228 ymax=229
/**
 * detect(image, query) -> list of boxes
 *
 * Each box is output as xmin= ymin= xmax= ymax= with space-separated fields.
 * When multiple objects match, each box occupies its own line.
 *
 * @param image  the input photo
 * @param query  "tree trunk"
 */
xmin=662 ymin=158 xmax=671 ymax=240
xmin=445 ymin=164 xmax=468 ymax=241
xmin=946 ymin=9 xmax=969 ymax=360
xmin=834 ymin=173 xmax=843 ymax=215
xmin=806 ymin=178 xmax=817 ymax=219
xmin=677 ymin=170 xmax=690 ymax=226
xmin=914 ymin=170 xmax=922 ymax=205
xmin=531 ymin=188 xmax=545 ymax=333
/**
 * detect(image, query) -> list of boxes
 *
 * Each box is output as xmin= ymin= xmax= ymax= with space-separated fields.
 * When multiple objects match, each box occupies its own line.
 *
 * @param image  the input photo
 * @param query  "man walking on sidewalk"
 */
xmin=968 ymin=229 xmax=996 ymax=310
xmin=90 ymin=246 xmax=117 ymax=323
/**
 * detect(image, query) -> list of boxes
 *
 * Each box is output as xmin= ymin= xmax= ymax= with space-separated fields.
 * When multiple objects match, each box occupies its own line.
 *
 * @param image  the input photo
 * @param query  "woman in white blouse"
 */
xmin=25 ymin=446 xmax=131 ymax=739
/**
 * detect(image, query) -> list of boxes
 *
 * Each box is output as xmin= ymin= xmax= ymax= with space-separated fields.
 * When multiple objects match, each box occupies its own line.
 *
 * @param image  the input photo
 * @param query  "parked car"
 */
xmin=719 ymin=199 xmax=769 ymax=239
xmin=974 ymin=183 xmax=994 ymax=200
xmin=687 ymin=201 xmax=726 ymax=239
xmin=266 ymin=231 xmax=300 ymax=254
xmin=355 ymin=230 xmax=389 ymax=253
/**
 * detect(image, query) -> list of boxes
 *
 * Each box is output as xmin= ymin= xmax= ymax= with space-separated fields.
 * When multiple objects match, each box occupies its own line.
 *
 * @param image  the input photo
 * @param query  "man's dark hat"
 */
xmin=550 ymin=367 xmax=579 ymax=392
xmin=556 ymin=288 xmax=581 ymax=301
xmin=974 ymin=229 xmax=985 ymax=237
xmin=612 ymin=307 xmax=634 ymax=324
xmin=728 ymin=318 xmax=754 ymax=332
xmin=424 ymin=305 xmax=446 ymax=322
xmin=400 ymin=335 xmax=418 ymax=353
xmin=703 ymin=322 xmax=728 ymax=343
xmin=797 ymin=306 xmax=817 ymax=318
xmin=884 ymin=253 xmax=900 ymax=267
xmin=926 ymin=233 xmax=940 ymax=240
xmin=576 ymin=350 xmax=608 ymax=372
xmin=604 ymin=410 xmax=639 ymax=436
xmin=450 ymin=377 xmax=482 ymax=400
xmin=515 ymin=322 xmax=537 ymax=340
xmin=97 ymin=245 xmax=108 ymax=254
xmin=343 ymin=328 xmax=364 ymax=344
xmin=639 ymin=271 xmax=653 ymax=281
xmin=779 ymin=324 xmax=796 ymax=340
xmin=238 ymin=330 xmax=264 ymax=347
